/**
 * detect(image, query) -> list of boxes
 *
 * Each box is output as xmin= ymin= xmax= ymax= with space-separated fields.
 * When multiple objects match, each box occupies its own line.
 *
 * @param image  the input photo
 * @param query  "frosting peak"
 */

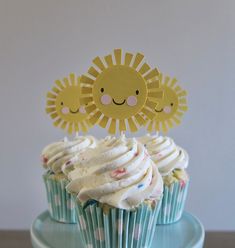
xmin=138 ymin=134 xmax=189 ymax=176
xmin=67 ymin=136 xmax=163 ymax=209
xmin=41 ymin=136 xmax=96 ymax=174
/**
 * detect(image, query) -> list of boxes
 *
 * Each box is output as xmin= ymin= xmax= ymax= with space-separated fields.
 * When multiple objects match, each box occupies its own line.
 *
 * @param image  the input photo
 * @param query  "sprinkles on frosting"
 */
xmin=138 ymin=184 xmax=144 ymax=189
xmin=42 ymin=155 xmax=48 ymax=164
xmin=110 ymin=168 xmax=126 ymax=178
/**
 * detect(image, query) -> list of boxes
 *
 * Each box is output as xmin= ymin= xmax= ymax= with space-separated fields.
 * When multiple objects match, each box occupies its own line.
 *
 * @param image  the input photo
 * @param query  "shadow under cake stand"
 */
xmin=31 ymin=211 xmax=204 ymax=248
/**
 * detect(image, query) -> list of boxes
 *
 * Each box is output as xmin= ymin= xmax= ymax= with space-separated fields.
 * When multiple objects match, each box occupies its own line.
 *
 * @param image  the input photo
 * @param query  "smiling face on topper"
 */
xmin=93 ymin=66 xmax=147 ymax=119
xmin=147 ymin=73 xmax=188 ymax=133
xmin=81 ymin=49 xmax=163 ymax=134
xmin=46 ymin=73 xmax=90 ymax=134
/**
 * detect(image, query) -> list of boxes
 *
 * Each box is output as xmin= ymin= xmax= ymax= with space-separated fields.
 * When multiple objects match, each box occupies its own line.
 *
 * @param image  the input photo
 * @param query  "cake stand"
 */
xmin=31 ymin=211 xmax=204 ymax=248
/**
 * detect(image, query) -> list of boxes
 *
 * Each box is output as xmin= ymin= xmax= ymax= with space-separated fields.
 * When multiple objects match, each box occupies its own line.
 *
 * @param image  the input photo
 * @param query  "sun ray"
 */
xmin=119 ymin=119 xmax=126 ymax=132
xmin=80 ymin=121 xmax=88 ymax=133
xmin=134 ymin=113 xmax=145 ymax=126
xmin=80 ymin=75 xmax=94 ymax=85
xmin=68 ymin=122 xmax=73 ymax=134
xmin=164 ymin=76 xmax=170 ymax=86
xmin=47 ymin=92 xmax=57 ymax=99
xmin=55 ymin=80 xmax=64 ymax=90
xmin=158 ymin=73 xmax=163 ymax=82
xmin=140 ymin=112 xmax=149 ymax=126
xmin=179 ymin=98 xmax=187 ymax=104
xmin=138 ymin=63 xmax=151 ymax=75
xmin=86 ymin=104 xmax=96 ymax=113
xmin=46 ymin=107 xmax=56 ymax=113
xmin=144 ymin=68 xmax=160 ymax=80
xmin=104 ymin=55 xmax=114 ymax=67
xmin=88 ymin=66 xmax=100 ymax=78
xmin=174 ymin=85 xmax=182 ymax=93
xmin=53 ymin=118 xmax=62 ymax=127
xmin=142 ymin=107 xmax=155 ymax=120
xmin=155 ymin=121 xmax=160 ymax=131
xmin=145 ymin=99 xmax=157 ymax=109
xmin=124 ymin=53 xmax=133 ymax=66
xmin=161 ymin=121 xmax=168 ymax=133
xmin=178 ymin=90 xmax=187 ymax=97
xmin=148 ymin=79 xmax=160 ymax=89
xmin=85 ymin=121 xmax=90 ymax=131
xmin=175 ymin=111 xmax=184 ymax=117
xmin=108 ymin=119 xmax=116 ymax=134
xmin=74 ymin=122 xmax=79 ymax=132
xmin=50 ymin=112 xmax=58 ymax=119
xmin=114 ymin=49 xmax=122 ymax=65
xmin=132 ymin=53 xmax=144 ymax=69
xmin=178 ymin=105 xmax=188 ymax=111
xmin=169 ymin=77 xmax=177 ymax=88
xmin=99 ymin=115 xmax=109 ymax=128
xmin=60 ymin=121 xmax=68 ymax=130
xmin=52 ymin=86 xmax=60 ymax=94
xmin=80 ymin=96 xmax=93 ymax=105
xmin=89 ymin=111 xmax=102 ymax=125
xmin=86 ymin=120 xmax=92 ymax=128
xmin=63 ymin=77 xmax=70 ymax=87
xmin=93 ymin=56 xmax=106 ymax=71
xmin=166 ymin=119 xmax=174 ymax=129
xmin=81 ymin=86 xmax=92 ymax=94
xmin=47 ymin=100 xmax=55 ymax=106
xmin=147 ymin=120 xmax=154 ymax=132
xmin=148 ymin=90 xmax=164 ymax=99
xmin=69 ymin=73 xmax=76 ymax=86
xmin=127 ymin=117 xmax=138 ymax=132
xmin=172 ymin=116 xmax=181 ymax=125
xmin=148 ymin=81 xmax=160 ymax=90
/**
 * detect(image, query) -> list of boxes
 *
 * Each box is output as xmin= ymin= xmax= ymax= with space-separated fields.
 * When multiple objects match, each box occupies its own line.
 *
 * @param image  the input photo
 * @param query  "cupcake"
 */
xmin=139 ymin=134 xmax=189 ymax=224
xmin=66 ymin=136 xmax=163 ymax=247
xmin=41 ymin=135 xmax=96 ymax=223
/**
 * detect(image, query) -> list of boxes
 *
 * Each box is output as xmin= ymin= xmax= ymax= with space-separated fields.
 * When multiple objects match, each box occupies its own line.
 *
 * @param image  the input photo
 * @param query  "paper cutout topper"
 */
xmin=80 ymin=49 xmax=164 ymax=134
xmin=46 ymin=73 xmax=91 ymax=134
xmin=146 ymin=73 xmax=188 ymax=133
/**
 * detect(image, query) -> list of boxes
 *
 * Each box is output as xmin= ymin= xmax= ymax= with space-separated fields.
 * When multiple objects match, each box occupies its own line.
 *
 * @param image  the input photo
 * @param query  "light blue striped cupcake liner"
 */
xmin=157 ymin=180 xmax=189 ymax=224
xmin=73 ymin=197 xmax=162 ymax=248
xmin=43 ymin=172 xmax=77 ymax=223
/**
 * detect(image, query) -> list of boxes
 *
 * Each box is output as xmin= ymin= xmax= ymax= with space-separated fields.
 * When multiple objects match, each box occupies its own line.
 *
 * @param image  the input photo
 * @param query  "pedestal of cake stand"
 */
xmin=31 ymin=211 xmax=204 ymax=248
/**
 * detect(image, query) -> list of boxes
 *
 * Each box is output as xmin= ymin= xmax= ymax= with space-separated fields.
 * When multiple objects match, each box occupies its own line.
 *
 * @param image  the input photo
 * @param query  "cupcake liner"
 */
xmin=73 ymin=197 xmax=162 ymax=248
xmin=157 ymin=180 xmax=189 ymax=224
xmin=43 ymin=172 xmax=77 ymax=223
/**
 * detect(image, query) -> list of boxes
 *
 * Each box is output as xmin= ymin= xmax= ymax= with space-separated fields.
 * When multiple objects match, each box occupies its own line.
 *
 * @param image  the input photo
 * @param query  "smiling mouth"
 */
xmin=70 ymin=108 xmax=79 ymax=114
xmin=112 ymin=99 xmax=126 ymax=105
xmin=155 ymin=108 xmax=163 ymax=113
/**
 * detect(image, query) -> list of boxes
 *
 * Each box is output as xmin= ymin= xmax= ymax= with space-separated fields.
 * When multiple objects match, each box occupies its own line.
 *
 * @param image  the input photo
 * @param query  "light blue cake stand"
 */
xmin=31 ymin=211 xmax=204 ymax=248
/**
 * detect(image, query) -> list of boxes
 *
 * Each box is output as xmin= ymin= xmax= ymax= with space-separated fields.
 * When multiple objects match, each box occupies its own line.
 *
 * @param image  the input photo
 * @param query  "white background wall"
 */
xmin=0 ymin=0 xmax=234 ymax=230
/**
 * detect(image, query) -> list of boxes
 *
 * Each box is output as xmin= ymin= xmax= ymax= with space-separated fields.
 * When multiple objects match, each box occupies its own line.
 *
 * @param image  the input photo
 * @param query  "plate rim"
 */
xmin=31 ymin=211 xmax=205 ymax=248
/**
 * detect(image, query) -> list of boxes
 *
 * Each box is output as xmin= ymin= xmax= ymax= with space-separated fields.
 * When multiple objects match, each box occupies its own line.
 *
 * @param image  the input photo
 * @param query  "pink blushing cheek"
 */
xmin=163 ymin=106 xmax=172 ymax=114
xmin=79 ymin=106 xmax=86 ymax=114
xmin=101 ymin=94 xmax=112 ymax=105
xmin=61 ymin=107 xmax=69 ymax=114
xmin=127 ymin=96 xmax=137 ymax=106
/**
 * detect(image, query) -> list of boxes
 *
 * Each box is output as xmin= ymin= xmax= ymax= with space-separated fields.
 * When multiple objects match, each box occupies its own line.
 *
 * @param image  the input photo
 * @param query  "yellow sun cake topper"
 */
xmin=80 ymin=49 xmax=163 ymax=134
xmin=146 ymin=73 xmax=188 ymax=133
xmin=46 ymin=73 xmax=91 ymax=134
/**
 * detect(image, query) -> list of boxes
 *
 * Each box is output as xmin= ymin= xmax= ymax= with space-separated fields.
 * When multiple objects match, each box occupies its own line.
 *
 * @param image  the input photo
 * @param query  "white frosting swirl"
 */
xmin=138 ymin=134 xmax=189 ymax=176
xmin=41 ymin=136 xmax=96 ymax=174
xmin=66 ymin=136 xmax=163 ymax=210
